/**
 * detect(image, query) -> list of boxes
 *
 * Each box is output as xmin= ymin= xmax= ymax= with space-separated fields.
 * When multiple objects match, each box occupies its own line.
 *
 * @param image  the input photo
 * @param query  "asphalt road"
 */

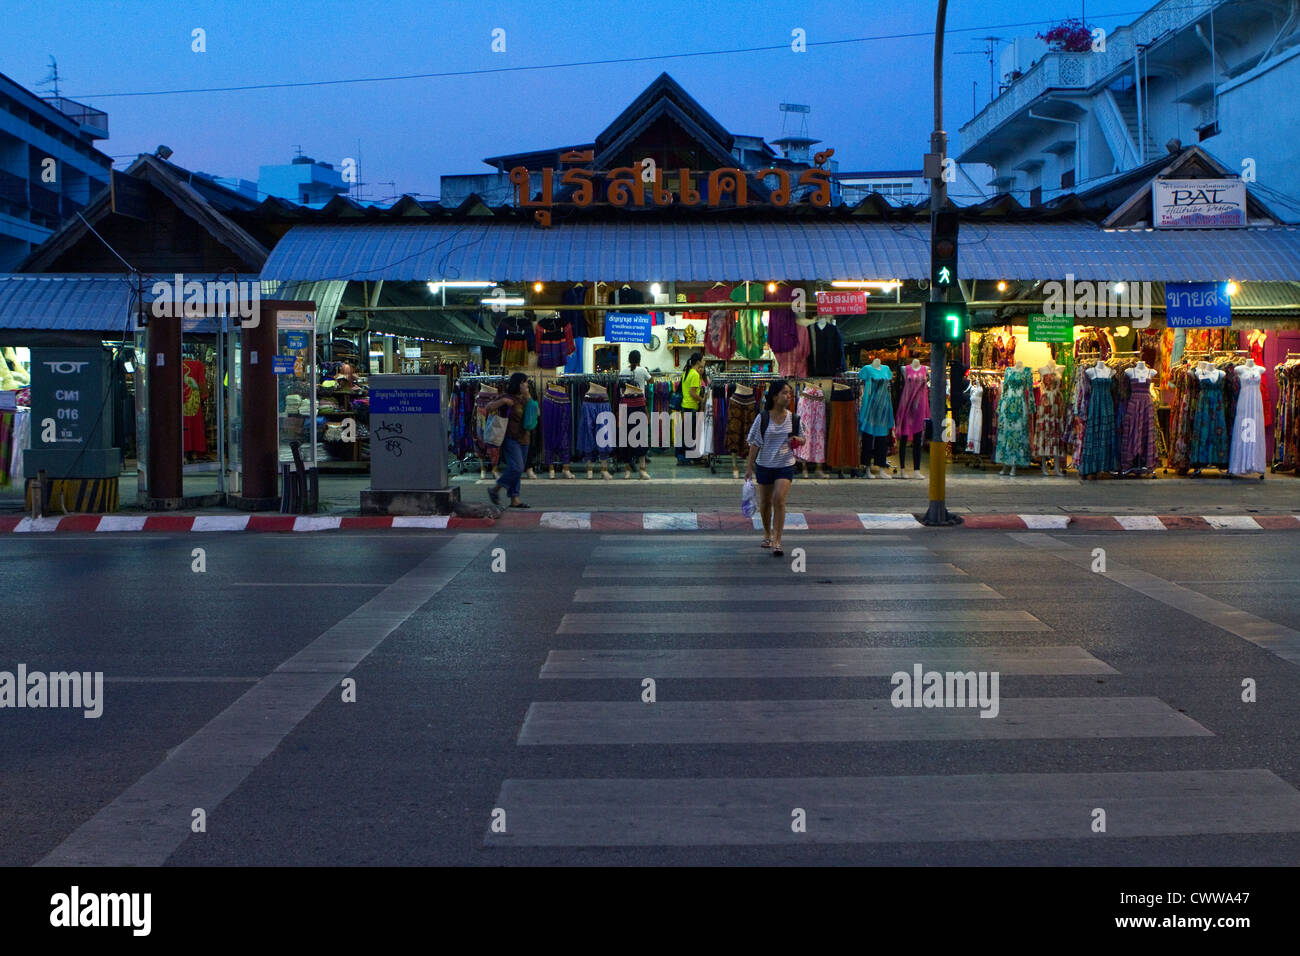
xmin=2 ymin=528 xmax=1300 ymax=866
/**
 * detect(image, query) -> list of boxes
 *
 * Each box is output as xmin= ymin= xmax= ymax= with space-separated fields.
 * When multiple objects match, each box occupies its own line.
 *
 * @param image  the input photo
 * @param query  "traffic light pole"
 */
xmin=924 ymin=0 xmax=961 ymax=526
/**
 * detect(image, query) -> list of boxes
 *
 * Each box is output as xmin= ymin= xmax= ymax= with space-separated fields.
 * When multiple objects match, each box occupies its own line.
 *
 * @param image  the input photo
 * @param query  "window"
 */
xmin=1060 ymin=169 xmax=1075 ymax=189
xmin=1029 ymin=185 xmax=1042 ymax=206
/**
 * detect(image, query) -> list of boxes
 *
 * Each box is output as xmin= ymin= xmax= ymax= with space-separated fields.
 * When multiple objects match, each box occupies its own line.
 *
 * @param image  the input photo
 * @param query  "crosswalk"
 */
xmin=486 ymin=534 xmax=1300 ymax=850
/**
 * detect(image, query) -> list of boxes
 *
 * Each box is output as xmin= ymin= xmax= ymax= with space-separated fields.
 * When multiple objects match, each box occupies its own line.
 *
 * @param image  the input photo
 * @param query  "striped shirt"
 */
xmin=746 ymin=411 xmax=797 ymax=467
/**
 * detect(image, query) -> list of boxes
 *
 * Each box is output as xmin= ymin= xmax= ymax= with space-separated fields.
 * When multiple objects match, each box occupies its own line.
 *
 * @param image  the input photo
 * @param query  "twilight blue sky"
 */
xmin=2 ymin=0 xmax=1147 ymax=200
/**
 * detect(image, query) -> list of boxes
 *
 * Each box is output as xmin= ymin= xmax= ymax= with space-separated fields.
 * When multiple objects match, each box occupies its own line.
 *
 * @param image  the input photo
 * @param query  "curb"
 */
xmin=2 ymin=513 xmax=1298 ymax=534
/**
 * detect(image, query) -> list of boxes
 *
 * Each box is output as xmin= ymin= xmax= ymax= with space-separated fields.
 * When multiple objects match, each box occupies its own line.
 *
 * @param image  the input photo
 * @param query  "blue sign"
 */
xmin=370 ymin=387 xmax=441 ymax=415
xmin=272 ymin=355 xmax=296 ymax=375
xmin=285 ymin=331 xmax=308 ymax=350
xmin=1165 ymin=282 xmax=1231 ymax=328
xmin=604 ymin=311 xmax=652 ymax=343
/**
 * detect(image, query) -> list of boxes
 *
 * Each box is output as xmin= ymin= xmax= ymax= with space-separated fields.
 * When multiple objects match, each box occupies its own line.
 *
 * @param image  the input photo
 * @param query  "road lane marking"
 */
xmin=539 ymin=645 xmax=1117 ymax=678
xmin=37 ymin=533 xmax=497 ymax=867
xmin=571 ymin=583 xmax=1002 ymax=602
xmin=558 ymin=609 xmax=1048 ymax=634
xmin=1013 ymin=532 xmax=1300 ymax=666
xmin=517 ymin=697 xmax=1209 ymax=745
xmin=485 ymin=770 xmax=1300 ymax=845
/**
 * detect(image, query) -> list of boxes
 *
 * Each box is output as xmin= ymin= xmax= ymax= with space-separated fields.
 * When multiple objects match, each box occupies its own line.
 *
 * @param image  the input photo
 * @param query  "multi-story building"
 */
xmin=0 ymin=71 xmax=112 ymax=269
xmin=958 ymin=0 xmax=1300 ymax=219
xmin=258 ymin=154 xmax=348 ymax=206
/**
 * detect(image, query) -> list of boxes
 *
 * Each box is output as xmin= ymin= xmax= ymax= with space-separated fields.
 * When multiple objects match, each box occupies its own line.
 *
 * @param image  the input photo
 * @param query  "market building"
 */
xmin=259 ymin=72 xmax=1300 ymax=490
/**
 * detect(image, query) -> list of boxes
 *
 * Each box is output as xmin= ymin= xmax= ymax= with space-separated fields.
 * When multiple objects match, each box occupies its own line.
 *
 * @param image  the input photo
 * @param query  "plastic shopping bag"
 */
xmin=740 ymin=478 xmax=757 ymax=518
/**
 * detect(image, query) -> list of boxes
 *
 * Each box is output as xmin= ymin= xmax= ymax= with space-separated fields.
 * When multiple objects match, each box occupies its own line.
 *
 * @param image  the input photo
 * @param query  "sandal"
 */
xmin=761 ymin=538 xmax=772 ymax=549
xmin=509 ymin=502 xmax=531 ymax=508
xmin=772 ymin=546 xmax=784 ymax=557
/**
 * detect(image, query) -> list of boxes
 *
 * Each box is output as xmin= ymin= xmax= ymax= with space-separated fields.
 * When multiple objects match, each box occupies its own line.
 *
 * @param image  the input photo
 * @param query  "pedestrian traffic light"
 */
xmin=931 ymin=209 xmax=959 ymax=288
xmin=923 ymin=301 xmax=969 ymax=343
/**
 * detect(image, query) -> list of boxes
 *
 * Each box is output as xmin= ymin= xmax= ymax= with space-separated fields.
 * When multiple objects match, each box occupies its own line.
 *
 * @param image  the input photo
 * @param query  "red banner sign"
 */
xmin=815 ymin=291 xmax=867 ymax=315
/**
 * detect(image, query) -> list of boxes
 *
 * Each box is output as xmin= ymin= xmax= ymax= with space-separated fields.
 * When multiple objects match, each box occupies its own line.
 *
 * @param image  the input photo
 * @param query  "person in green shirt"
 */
xmin=677 ymin=351 xmax=705 ymax=464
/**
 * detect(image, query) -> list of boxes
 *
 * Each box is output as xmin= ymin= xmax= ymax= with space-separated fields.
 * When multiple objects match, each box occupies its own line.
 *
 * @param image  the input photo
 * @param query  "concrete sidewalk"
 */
xmin=3 ymin=462 xmax=1297 ymax=516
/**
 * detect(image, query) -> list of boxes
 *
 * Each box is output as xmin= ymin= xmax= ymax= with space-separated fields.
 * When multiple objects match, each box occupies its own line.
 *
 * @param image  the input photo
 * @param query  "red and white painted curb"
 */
xmin=2 ymin=512 xmax=1298 ymax=533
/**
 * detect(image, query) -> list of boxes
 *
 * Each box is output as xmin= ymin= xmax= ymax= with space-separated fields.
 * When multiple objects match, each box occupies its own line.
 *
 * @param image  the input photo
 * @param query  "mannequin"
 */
xmin=542 ymin=379 xmax=576 ymax=480
xmin=1189 ymin=361 xmax=1228 ymax=475
xmin=995 ymin=360 xmax=1032 ymax=476
xmin=1079 ymin=361 xmax=1119 ymax=479
xmin=895 ymin=359 xmax=929 ymax=478
xmin=620 ymin=384 xmax=652 ymax=480
xmin=580 ymin=383 xmax=614 ymax=479
xmin=858 ymin=360 xmax=895 ymax=479
xmin=1230 ymin=358 xmax=1267 ymax=477
xmin=1120 ymin=362 xmax=1158 ymax=475
xmin=729 ymin=384 xmax=755 ymax=478
xmin=1034 ymin=363 xmax=1067 ymax=476
xmin=795 ymin=382 xmax=828 ymax=478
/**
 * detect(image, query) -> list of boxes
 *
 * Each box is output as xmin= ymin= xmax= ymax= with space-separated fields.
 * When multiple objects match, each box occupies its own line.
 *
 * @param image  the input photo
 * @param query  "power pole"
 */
xmin=922 ymin=0 xmax=962 ymax=526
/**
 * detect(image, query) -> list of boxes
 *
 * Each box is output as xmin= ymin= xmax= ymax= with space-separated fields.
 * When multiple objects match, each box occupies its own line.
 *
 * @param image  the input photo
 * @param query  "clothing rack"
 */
xmin=458 ymin=374 xmax=509 ymax=384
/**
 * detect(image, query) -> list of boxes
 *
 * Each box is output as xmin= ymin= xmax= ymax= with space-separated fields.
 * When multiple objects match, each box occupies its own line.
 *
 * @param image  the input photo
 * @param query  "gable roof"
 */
xmin=1092 ymin=145 xmax=1284 ymax=226
xmin=593 ymin=73 xmax=735 ymax=168
xmin=20 ymin=153 xmax=270 ymax=272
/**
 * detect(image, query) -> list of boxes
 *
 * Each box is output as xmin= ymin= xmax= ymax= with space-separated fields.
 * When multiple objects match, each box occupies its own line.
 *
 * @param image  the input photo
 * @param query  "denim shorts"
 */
xmin=754 ymin=464 xmax=796 ymax=485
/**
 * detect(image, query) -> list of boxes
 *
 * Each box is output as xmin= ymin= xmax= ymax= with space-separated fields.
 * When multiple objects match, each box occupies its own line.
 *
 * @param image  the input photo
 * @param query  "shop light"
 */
xmin=427 ymin=281 xmax=495 ymax=293
xmin=766 ymin=282 xmax=776 ymax=293
xmin=533 ymin=282 xmax=543 ymax=293
xmin=1226 ymin=280 xmax=1239 ymax=296
xmin=480 ymin=297 xmax=526 ymax=306
xmin=830 ymin=280 xmax=902 ymax=290
xmin=996 ymin=280 xmax=1008 ymax=292
xmin=650 ymin=283 xmax=662 ymax=296
xmin=1113 ymin=282 xmax=1127 ymax=294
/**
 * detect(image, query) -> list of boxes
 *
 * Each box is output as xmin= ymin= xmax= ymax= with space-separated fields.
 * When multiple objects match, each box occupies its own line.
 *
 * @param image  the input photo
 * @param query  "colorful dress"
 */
xmin=1188 ymin=372 xmax=1229 ymax=467
xmin=994 ymin=366 xmax=1032 ymax=466
xmin=794 ymin=386 xmax=826 ymax=463
xmin=1078 ymin=372 xmax=1118 ymax=476
xmin=730 ymin=284 xmax=767 ymax=360
xmin=894 ymin=364 xmax=928 ymax=437
xmin=857 ymin=364 xmax=894 ymax=436
xmin=1032 ymin=371 xmax=1067 ymax=458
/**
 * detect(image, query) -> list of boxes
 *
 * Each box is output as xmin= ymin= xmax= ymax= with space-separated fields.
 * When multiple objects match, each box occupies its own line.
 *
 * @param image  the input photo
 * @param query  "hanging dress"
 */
xmin=994 ymin=366 xmax=1032 ymax=466
xmin=1228 ymin=365 xmax=1267 ymax=475
xmin=1078 ymin=372 xmax=1118 ymax=476
xmin=1188 ymin=372 xmax=1229 ymax=467
xmin=1032 ymin=371 xmax=1067 ymax=459
xmin=857 ymin=365 xmax=894 ymax=436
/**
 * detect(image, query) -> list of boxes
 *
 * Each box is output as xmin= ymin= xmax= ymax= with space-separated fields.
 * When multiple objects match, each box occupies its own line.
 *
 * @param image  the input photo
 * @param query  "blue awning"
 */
xmin=0 ymin=274 xmax=137 ymax=332
xmin=260 ymin=221 xmax=1300 ymax=284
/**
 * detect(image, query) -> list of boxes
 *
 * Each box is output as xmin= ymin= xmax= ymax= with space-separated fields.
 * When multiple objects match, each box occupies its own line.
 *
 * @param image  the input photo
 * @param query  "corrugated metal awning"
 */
xmin=261 ymin=221 xmax=1300 ymax=284
xmin=0 ymin=274 xmax=136 ymax=332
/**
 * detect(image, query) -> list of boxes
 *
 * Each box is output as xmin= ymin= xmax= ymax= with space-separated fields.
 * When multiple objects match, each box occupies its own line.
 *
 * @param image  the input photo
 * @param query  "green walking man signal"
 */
xmin=923 ymin=301 xmax=969 ymax=343
xmin=931 ymin=208 xmax=959 ymax=287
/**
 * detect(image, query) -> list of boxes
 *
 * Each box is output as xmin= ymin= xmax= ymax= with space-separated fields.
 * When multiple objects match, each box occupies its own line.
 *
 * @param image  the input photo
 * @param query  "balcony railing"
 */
xmin=961 ymin=0 xmax=1230 ymax=148
xmin=41 ymin=96 xmax=109 ymax=138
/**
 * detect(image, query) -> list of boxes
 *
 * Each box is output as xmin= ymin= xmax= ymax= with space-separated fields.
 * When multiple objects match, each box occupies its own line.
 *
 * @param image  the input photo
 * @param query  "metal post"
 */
xmin=924 ymin=0 xmax=960 ymax=526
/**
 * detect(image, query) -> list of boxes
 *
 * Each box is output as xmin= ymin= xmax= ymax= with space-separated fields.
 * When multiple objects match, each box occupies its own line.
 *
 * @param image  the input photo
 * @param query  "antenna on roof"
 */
xmin=37 ymin=56 xmax=61 ymax=98
xmin=778 ymin=103 xmax=811 ymax=138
